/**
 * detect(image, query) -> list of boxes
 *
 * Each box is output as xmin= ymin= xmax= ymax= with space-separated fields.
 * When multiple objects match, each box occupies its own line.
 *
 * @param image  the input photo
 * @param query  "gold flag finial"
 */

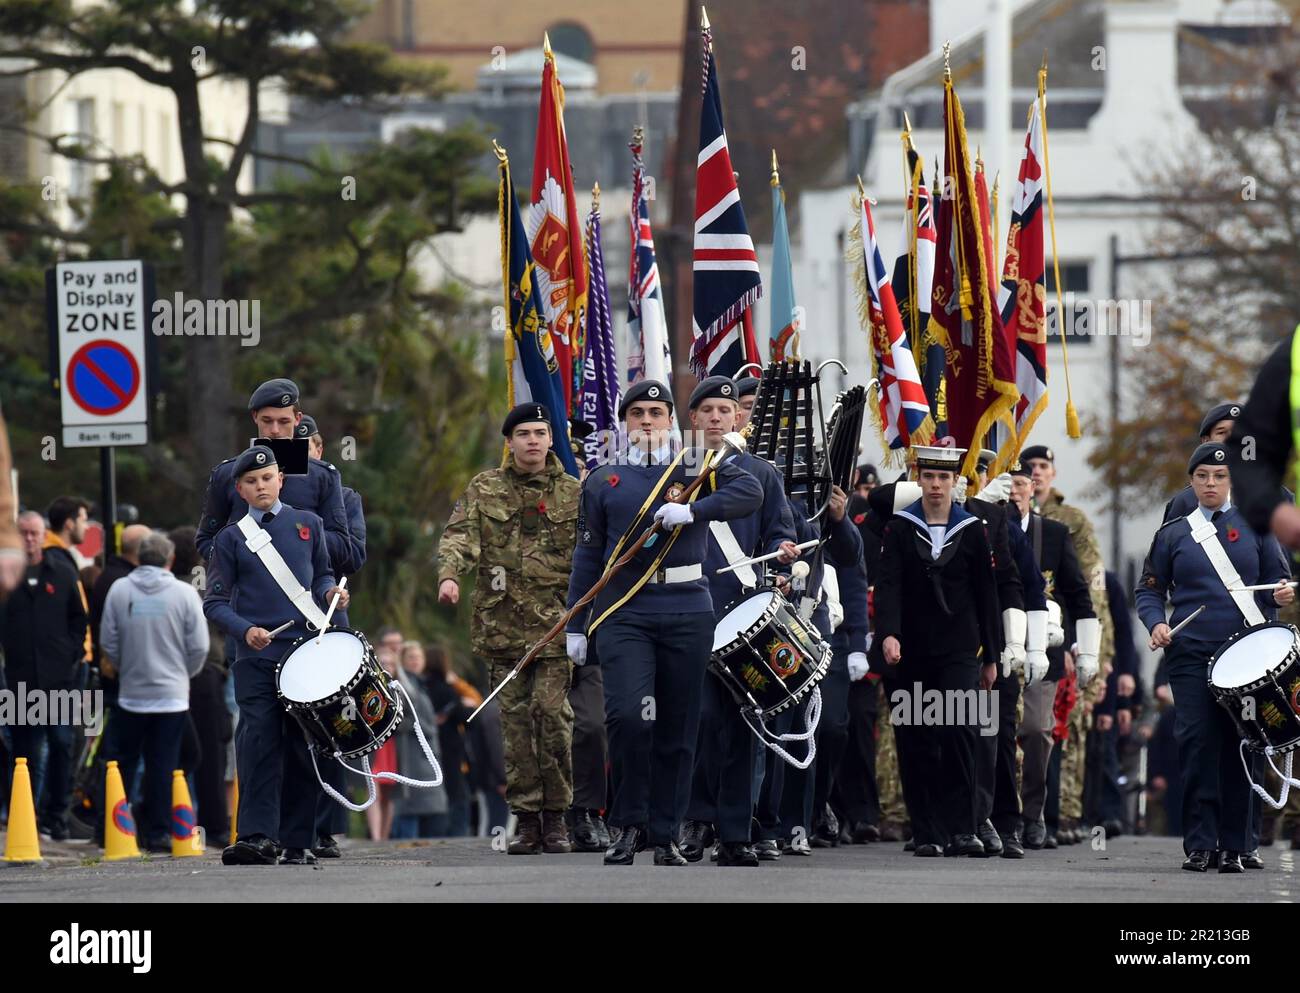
xmin=943 ymin=41 xmax=951 ymax=81
xmin=543 ymin=32 xmax=553 ymax=57
xmin=771 ymin=149 xmax=780 ymax=187
xmin=492 ymin=139 xmax=508 ymax=164
xmin=902 ymin=111 xmax=915 ymax=152
xmin=632 ymin=124 xmax=644 ymax=145
xmin=592 ymin=181 xmax=601 ymax=210
xmin=856 ymin=173 xmax=866 ymax=200
xmin=701 ymin=5 xmax=710 ymax=30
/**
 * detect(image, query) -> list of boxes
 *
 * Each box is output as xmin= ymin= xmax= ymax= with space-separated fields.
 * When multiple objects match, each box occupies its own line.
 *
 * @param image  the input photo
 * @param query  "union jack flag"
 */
xmin=691 ymin=17 xmax=761 ymax=379
xmin=627 ymin=133 xmax=671 ymax=386
xmin=856 ymin=192 xmax=933 ymax=453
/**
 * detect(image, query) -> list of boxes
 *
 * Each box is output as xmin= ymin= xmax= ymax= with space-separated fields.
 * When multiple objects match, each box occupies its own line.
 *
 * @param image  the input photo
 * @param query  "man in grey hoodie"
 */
xmin=101 ymin=531 xmax=209 ymax=851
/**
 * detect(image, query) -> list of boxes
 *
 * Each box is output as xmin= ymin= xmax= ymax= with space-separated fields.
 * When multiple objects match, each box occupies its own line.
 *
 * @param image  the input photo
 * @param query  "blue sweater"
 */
xmin=203 ymin=503 xmax=337 ymax=661
xmin=1136 ymin=504 xmax=1289 ymax=643
xmin=567 ymin=450 xmax=764 ymax=632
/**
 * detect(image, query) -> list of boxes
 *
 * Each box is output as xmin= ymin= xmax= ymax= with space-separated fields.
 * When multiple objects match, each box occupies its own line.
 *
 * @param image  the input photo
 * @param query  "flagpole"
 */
xmin=901 ymin=113 xmax=921 ymax=363
xmin=1039 ymin=54 xmax=1081 ymax=439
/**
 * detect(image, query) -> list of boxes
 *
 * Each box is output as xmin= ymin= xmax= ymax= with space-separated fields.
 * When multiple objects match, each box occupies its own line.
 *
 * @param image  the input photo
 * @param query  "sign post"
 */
xmin=46 ymin=259 xmax=153 ymax=553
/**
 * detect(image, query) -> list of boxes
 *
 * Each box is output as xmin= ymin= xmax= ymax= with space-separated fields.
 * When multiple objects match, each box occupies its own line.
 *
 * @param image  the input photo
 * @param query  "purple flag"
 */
xmin=580 ymin=199 xmax=621 ymax=468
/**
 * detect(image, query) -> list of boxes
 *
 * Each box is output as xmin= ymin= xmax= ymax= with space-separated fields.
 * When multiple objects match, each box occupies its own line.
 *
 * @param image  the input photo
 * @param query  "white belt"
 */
xmin=236 ymin=514 xmax=329 ymax=630
xmin=645 ymin=564 xmax=703 ymax=584
xmin=1185 ymin=508 xmax=1265 ymax=628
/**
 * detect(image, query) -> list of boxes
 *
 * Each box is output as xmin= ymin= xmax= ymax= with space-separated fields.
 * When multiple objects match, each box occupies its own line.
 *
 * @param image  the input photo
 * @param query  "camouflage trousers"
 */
xmin=487 ymin=655 xmax=575 ymax=813
xmin=876 ymin=681 xmax=908 ymax=824
xmin=1060 ymin=700 xmax=1087 ymax=821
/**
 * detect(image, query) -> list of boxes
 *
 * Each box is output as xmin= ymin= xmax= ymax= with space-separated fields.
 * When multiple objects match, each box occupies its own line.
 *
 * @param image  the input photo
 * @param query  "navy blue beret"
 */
xmin=295 ymin=414 xmax=318 ymax=439
xmin=688 ymin=375 xmax=739 ymax=410
xmin=1198 ymin=402 xmax=1241 ymax=439
xmin=248 ymin=378 xmax=299 ymax=412
xmin=618 ymin=380 xmax=672 ymax=419
xmin=233 ymin=445 xmax=278 ymax=478
xmin=1187 ymin=442 xmax=1229 ymax=475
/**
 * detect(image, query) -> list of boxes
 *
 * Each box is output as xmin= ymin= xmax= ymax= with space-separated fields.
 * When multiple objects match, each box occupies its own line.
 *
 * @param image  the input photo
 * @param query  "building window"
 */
xmin=1045 ymin=261 xmax=1093 ymax=346
xmin=65 ymin=98 xmax=95 ymax=201
xmin=547 ymin=22 xmax=595 ymax=64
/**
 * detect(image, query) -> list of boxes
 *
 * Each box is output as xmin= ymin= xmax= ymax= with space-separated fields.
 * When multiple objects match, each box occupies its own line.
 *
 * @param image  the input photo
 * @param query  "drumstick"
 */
xmin=1233 ymin=580 xmax=1299 ymax=593
xmin=1152 ymin=605 xmax=1206 ymax=649
xmin=316 ymin=576 xmax=348 ymax=645
xmin=715 ymin=538 xmax=821 ymax=574
xmin=266 ymin=620 xmax=294 ymax=638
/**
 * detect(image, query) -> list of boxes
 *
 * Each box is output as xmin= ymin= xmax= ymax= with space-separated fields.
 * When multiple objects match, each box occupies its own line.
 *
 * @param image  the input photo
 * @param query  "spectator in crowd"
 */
xmin=389 ymin=641 xmax=447 ymax=838
xmin=422 ymin=642 xmax=475 ymax=837
xmin=86 ymin=525 xmax=151 ymax=761
xmin=366 ymin=645 xmax=403 ymax=841
xmin=465 ymin=696 xmax=510 ymax=836
xmin=0 ymin=510 xmax=89 ymax=840
xmin=100 ymin=531 xmax=209 ymax=852
xmin=0 ymin=400 xmax=22 ymax=594
xmin=44 ymin=496 xmax=93 ymax=669
xmin=169 ymin=525 xmax=231 ymax=848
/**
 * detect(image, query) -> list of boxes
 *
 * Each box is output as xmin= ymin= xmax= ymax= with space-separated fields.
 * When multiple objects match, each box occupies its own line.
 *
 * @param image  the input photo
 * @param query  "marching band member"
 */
xmin=1136 ymin=442 xmax=1291 ymax=872
xmin=204 ymin=445 xmax=349 ymax=866
xmin=564 ymin=380 xmax=763 ymax=866
xmin=1162 ymin=403 xmax=1241 ymax=522
xmin=871 ymin=445 xmax=1001 ymax=857
xmin=437 ymin=403 xmax=582 ymax=856
xmin=680 ymin=376 xmax=799 ymax=866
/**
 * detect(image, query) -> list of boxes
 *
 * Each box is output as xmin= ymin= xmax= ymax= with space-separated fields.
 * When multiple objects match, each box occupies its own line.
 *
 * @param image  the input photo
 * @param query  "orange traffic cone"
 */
xmin=3 ymin=758 xmax=42 ymax=863
xmin=170 ymin=771 xmax=202 ymax=857
xmin=103 ymin=760 xmax=140 ymax=861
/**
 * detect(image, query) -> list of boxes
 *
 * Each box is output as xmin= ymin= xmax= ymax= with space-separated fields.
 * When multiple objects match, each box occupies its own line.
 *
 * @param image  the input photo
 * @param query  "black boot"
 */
xmin=653 ymin=840 xmax=688 ymax=866
xmin=679 ymin=819 xmax=714 ymax=863
xmin=604 ymin=825 xmax=646 ymax=865
xmin=716 ymin=841 xmax=760 ymax=866
xmin=976 ymin=819 xmax=1002 ymax=857
xmin=570 ymin=809 xmax=602 ymax=852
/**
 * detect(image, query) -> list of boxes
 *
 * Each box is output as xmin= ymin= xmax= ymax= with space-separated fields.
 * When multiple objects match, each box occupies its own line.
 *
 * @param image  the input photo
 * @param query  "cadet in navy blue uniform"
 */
xmin=1162 ymin=403 xmax=1243 ymax=522
xmin=195 ymin=379 xmax=352 ymax=573
xmin=679 ymin=376 xmax=799 ymax=866
xmin=564 ymin=379 xmax=763 ymax=866
xmin=204 ymin=445 xmax=350 ymax=866
xmin=300 ymin=413 xmax=368 ymax=858
xmin=1136 ymin=442 xmax=1292 ymax=873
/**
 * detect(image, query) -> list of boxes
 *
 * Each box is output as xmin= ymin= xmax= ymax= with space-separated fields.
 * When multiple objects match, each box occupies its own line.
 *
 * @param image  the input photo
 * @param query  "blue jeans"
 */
xmin=110 ymin=710 xmax=188 ymax=846
xmin=10 ymin=723 xmax=74 ymax=832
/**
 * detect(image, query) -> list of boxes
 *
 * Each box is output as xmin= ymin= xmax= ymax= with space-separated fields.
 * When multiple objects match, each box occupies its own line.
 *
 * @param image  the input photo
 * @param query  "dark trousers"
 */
xmin=974 ymin=667 xmax=1022 ymax=834
xmin=232 ymin=655 xmax=318 ymax=849
xmin=594 ymin=610 xmax=712 ymax=846
xmin=833 ymin=676 xmax=880 ymax=826
xmin=10 ymin=722 xmax=76 ymax=833
xmin=777 ymin=648 xmax=851 ymax=836
xmin=687 ymin=672 xmax=757 ymax=842
xmin=889 ymin=655 xmax=981 ymax=846
xmin=111 ymin=710 xmax=187 ymax=844
xmin=189 ymin=666 xmax=230 ymax=845
xmin=1167 ymin=637 xmax=1257 ymax=854
xmin=1084 ymin=721 xmax=1124 ymax=825
xmin=569 ymin=661 xmax=609 ymax=811
xmin=313 ymin=751 xmax=348 ymax=838
xmin=1046 ymin=741 xmax=1062 ymax=831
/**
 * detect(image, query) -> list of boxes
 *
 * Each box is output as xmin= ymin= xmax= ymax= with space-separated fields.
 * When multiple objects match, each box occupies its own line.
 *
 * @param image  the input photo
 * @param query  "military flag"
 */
xmin=626 ymin=129 xmax=672 ymax=386
xmin=769 ymin=150 xmax=799 ymax=361
xmin=579 ymin=186 xmax=621 ymax=468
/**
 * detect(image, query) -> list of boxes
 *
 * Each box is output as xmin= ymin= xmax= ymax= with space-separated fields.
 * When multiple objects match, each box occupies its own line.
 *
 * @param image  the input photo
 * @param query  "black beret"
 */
xmin=569 ymin=418 xmax=594 ymax=440
xmin=233 ymin=444 xmax=278 ymax=478
xmin=248 ymin=378 xmax=299 ymax=412
xmin=618 ymin=380 xmax=672 ymax=419
xmin=1198 ymin=402 xmax=1241 ymax=439
xmin=856 ymin=463 xmax=878 ymax=486
xmin=975 ymin=448 xmax=998 ymax=473
xmin=1019 ymin=444 xmax=1054 ymax=464
xmin=502 ymin=402 xmax=553 ymax=437
xmin=735 ymin=376 xmax=760 ymax=398
xmin=1009 ymin=459 xmax=1032 ymax=478
xmin=688 ymin=375 xmax=739 ymax=410
xmin=1188 ymin=442 xmax=1229 ymax=475
xmin=295 ymin=414 xmax=319 ymax=439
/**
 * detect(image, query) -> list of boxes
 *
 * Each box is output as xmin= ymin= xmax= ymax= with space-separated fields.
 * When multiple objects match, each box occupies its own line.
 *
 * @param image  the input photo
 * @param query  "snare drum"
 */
xmin=710 ymin=587 xmax=831 ymax=717
xmin=275 ymin=629 xmax=403 ymax=759
xmin=1207 ymin=622 xmax=1300 ymax=754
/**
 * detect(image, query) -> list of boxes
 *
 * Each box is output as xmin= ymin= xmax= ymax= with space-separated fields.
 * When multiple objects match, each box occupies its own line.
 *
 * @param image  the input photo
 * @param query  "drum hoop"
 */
xmin=1208 ymin=632 xmax=1300 ymax=694
xmin=275 ymin=628 xmax=376 ymax=708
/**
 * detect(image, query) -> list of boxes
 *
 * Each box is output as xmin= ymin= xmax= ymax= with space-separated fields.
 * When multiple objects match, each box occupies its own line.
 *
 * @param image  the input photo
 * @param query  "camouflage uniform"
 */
xmin=1038 ymin=488 xmax=1114 ymax=827
xmin=437 ymin=451 xmax=580 ymax=814
xmin=875 ymin=682 xmax=908 ymax=827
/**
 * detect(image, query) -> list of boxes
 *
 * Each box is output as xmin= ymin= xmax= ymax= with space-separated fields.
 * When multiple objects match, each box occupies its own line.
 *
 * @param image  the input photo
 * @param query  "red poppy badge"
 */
xmin=298 ymin=523 xmax=311 ymax=541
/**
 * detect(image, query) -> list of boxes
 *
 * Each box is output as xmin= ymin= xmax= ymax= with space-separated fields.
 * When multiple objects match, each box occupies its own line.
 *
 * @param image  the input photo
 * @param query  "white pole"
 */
xmin=984 ymin=0 xmax=1012 ymax=247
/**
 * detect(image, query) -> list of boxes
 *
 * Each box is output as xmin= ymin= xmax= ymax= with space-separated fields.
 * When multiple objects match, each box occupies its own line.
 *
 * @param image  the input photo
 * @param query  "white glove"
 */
xmin=1000 ymin=607 xmax=1027 ymax=678
xmin=1025 ymin=610 xmax=1050 ymax=686
xmin=954 ymin=476 xmax=969 ymax=502
xmin=847 ymin=652 xmax=869 ymax=681
xmin=566 ymin=633 xmax=588 ymax=666
xmin=654 ymin=502 xmax=694 ymax=528
xmin=1046 ymin=599 xmax=1065 ymax=648
xmin=979 ymin=472 xmax=1013 ymax=504
xmin=1074 ymin=616 xmax=1101 ymax=687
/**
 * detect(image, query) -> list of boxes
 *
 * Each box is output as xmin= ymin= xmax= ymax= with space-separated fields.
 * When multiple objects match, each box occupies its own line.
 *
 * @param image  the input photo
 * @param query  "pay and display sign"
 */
xmin=47 ymin=260 xmax=153 ymax=448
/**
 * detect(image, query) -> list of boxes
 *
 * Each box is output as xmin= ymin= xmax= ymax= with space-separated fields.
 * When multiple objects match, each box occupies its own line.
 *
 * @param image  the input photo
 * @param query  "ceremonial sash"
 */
xmin=1184 ymin=508 xmax=1265 ymax=628
xmin=236 ymin=514 xmax=328 ymax=630
xmin=587 ymin=449 xmax=716 ymax=634
xmin=708 ymin=519 xmax=757 ymax=589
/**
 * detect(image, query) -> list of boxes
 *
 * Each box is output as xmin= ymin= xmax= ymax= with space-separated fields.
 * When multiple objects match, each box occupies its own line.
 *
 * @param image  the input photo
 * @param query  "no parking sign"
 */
xmin=47 ymin=260 xmax=153 ymax=447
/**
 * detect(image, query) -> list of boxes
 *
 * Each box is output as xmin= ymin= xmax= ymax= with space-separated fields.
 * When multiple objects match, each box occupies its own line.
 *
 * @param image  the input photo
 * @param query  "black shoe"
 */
xmin=852 ymin=821 xmax=881 ymax=844
xmin=1000 ymin=832 xmax=1026 ymax=859
xmin=811 ymin=822 xmax=839 ymax=848
xmin=1182 ymin=850 xmax=1213 ymax=872
xmin=143 ymin=836 xmax=172 ymax=855
xmin=222 ymin=835 xmax=277 ymax=866
xmin=46 ymin=823 xmax=70 ymax=843
xmin=1218 ymin=851 xmax=1245 ymax=874
xmin=838 ymin=824 xmax=855 ymax=846
xmin=1043 ymin=831 xmax=1058 ymax=850
xmin=716 ymin=841 xmax=760 ymax=866
xmin=1242 ymin=849 xmax=1264 ymax=870
xmin=653 ymin=841 xmax=688 ymax=866
xmin=604 ymin=825 xmax=646 ymax=865
xmin=279 ymin=847 xmax=317 ymax=865
xmin=679 ymin=819 xmax=714 ymax=863
xmin=1102 ymin=818 xmax=1124 ymax=839
xmin=571 ymin=809 xmax=603 ymax=853
xmin=976 ymin=820 xmax=1002 ymax=856
xmin=598 ymin=818 xmax=615 ymax=849
xmin=913 ymin=842 xmax=943 ymax=857
xmin=903 ymin=839 xmax=916 ymax=852
xmin=312 ymin=834 xmax=341 ymax=859
xmin=944 ymin=834 xmax=986 ymax=857
xmin=1023 ymin=820 xmax=1046 ymax=849
xmin=753 ymin=839 xmax=781 ymax=861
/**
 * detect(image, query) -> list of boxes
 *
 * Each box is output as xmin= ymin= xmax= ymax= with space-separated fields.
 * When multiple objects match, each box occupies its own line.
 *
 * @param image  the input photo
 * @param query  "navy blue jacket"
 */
xmin=1004 ymin=511 xmax=1048 ymax=612
xmin=197 ymin=456 xmax=351 ymax=573
xmin=704 ymin=452 xmax=796 ymax=613
xmin=790 ymin=495 xmax=865 ymax=648
xmin=203 ymin=503 xmax=337 ymax=662
xmin=1136 ymin=503 xmax=1288 ymax=644
xmin=567 ymin=450 xmax=763 ymax=632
